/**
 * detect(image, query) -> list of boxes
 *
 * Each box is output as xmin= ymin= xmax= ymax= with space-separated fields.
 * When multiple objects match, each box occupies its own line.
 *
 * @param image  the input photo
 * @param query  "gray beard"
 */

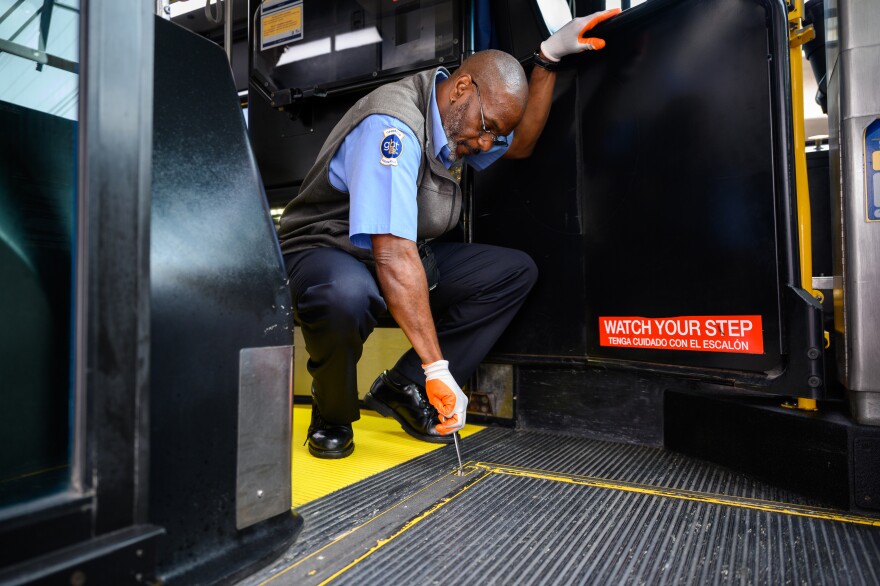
xmin=446 ymin=138 xmax=459 ymax=162
xmin=443 ymin=98 xmax=469 ymax=163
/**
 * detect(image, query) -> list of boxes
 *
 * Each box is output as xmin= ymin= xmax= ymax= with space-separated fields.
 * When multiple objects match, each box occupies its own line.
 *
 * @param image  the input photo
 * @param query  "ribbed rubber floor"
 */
xmin=243 ymin=428 xmax=880 ymax=585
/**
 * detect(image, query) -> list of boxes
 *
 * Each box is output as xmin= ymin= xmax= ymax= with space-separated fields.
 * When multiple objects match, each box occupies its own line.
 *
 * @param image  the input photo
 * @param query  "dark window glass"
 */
xmin=0 ymin=0 xmax=79 ymax=508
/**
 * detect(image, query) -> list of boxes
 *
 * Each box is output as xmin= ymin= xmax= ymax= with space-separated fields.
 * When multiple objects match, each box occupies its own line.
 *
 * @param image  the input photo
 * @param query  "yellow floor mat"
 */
xmin=291 ymin=404 xmax=483 ymax=507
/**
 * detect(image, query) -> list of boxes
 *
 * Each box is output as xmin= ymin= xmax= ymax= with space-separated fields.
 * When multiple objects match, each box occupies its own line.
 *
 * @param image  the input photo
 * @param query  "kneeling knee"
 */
xmin=512 ymin=251 xmax=539 ymax=290
xmin=300 ymin=282 xmax=384 ymax=331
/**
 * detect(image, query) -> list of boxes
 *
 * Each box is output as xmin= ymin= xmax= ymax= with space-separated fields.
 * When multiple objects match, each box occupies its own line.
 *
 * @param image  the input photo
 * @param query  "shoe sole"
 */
xmin=364 ymin=392 xmax=453 ymax=444
xmin=308 ymin=442 xmax=355 ymax=459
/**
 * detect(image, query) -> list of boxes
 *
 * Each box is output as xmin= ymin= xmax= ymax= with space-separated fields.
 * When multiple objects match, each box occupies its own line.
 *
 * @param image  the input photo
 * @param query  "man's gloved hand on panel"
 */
xmin=423 ymin=360 xmax=468 ymax=435
xmin=540 ymin=8 xmax=622 ymax=61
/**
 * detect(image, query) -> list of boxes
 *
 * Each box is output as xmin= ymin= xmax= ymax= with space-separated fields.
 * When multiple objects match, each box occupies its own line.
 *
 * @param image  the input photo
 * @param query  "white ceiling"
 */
xmin=0 ymin=0 xmax=80 ymax=120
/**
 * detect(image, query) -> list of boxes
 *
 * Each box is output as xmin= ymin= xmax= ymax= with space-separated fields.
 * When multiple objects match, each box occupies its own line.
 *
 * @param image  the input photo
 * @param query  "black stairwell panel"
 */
xmin=151 ymin=17 xmax=299 ymax=583
xmin=244 ymin=429 xmax=880 ymax=585
xmin=472 ymin=0 xmax=793 ymax=376
xmin=578 ymin=0 xmax=786 ymax=373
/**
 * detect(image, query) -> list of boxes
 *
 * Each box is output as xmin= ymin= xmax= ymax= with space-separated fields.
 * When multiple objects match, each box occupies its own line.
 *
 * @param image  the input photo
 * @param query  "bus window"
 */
xmin=0 ymin=0 xmax=79 ymax=508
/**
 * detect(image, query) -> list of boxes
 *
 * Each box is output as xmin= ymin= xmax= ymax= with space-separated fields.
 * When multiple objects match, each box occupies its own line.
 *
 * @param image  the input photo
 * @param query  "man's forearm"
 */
xmin=504 ymin=62 xmax=556 ymax=159
xmin=372 ymin=234 xmax=443 ymax=366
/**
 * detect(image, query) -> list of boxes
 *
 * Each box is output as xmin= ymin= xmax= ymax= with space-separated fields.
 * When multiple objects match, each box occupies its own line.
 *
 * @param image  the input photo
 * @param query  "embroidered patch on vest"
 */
xmin=449 ymin=161 xmax=463 ymax=183
xmin=380 ymin=128 xmax=404 ymax=166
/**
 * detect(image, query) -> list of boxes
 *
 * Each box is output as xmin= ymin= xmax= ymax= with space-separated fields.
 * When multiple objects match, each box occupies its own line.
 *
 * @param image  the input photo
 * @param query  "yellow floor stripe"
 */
xmin=262 ymin=466 xmax=484 ymax=586
xmin=291 ymin=404 xmax=483 ymax=507
xmin=477 ymin=463 xmax=880 ymax=528
xmin=317 ymin=469 xmax=492 ymax=585
xmin=271 ymin=459 xmax=880 ymax=584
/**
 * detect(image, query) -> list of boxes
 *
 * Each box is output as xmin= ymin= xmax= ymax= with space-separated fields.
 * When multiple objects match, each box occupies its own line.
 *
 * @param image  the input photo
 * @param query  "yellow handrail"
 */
xmin=788 ymin=0 xmax=822 ymax=302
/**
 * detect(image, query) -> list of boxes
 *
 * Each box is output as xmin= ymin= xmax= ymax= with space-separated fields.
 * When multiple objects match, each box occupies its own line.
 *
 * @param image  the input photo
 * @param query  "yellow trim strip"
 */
xmin=270 ymin=461 xmax=880 ymax=584
xmin=259 ymin=465 xmax=490 ymax=585
xmin=318 ymin=472 xmax=494 ymax=585
xmin=477 ymin=463 xmax=880 ymax=528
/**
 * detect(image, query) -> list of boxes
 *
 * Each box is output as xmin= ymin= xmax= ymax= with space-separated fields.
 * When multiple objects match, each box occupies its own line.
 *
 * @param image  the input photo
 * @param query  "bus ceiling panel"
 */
xmin=169 ymin=0 xmax=250 ymax=35
xmin=250 ymin=0 xmax=460 ymax=103
xmin=475 ymin=0 xmax=815 ymax=389
xmin=248 ymin=0 xmax=463 ymax=189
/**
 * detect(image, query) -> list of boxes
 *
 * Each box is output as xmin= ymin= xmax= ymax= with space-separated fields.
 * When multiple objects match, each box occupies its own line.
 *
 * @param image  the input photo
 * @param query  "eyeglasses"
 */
xmin=471 ymin=81 xmax=508 ymax=147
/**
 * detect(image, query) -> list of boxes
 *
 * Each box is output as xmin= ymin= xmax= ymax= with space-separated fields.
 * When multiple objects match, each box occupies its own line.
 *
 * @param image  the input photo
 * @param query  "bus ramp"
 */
xmin=243 ymin=427 xmax=880 ymax=585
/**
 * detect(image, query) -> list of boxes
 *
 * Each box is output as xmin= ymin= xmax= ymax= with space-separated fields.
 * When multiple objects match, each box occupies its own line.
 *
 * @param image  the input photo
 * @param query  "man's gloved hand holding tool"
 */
xmin=424 ymin=360 xmax=467 ymax=474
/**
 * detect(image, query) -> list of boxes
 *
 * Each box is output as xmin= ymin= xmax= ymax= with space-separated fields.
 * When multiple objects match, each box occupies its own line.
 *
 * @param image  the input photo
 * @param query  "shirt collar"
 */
xmin=430 ymin=68 xmax=452 ymax=165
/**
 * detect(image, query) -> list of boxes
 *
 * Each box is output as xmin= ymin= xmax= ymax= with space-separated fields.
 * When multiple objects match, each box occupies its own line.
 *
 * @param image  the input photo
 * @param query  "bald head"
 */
xmin=456 ymin=50 xmax=529 ymax=112
xmin=435 ymin=50 xmax=529 ymax=162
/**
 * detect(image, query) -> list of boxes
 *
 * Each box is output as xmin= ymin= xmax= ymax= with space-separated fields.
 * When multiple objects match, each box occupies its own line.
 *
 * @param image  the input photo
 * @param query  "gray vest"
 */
xmin=277 ymin=68 xmax=462 ymax=263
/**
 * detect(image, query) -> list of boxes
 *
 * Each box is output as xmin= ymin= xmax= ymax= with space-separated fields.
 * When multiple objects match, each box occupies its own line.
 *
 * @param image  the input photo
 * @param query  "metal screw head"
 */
xmin=808 ymin=376 xmax=822 ymax=388
xmin=807 ymin=347 xmax=820 ymax=360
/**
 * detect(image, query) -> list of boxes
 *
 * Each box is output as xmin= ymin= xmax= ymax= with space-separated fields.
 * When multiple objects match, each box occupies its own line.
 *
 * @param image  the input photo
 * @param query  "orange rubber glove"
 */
xmin=423 ymin=360 xmax=468 ymax=435
xmin=539 ymin=8 xmax=621 ymax=61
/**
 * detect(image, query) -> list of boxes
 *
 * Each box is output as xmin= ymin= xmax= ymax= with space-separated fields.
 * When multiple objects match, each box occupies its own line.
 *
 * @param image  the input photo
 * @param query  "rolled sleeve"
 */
xmin=343 ymin=115 xmax=422 ymax=249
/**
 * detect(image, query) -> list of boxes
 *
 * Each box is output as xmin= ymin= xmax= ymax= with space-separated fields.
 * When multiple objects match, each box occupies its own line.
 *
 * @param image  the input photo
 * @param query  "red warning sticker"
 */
xmin=599 ymin=315 xmax=764 ymax=354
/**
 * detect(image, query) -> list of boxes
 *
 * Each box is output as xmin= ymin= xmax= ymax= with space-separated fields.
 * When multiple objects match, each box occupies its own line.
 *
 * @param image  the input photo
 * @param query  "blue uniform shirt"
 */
xmin=328 ymin=69 xmax=512 ymax=250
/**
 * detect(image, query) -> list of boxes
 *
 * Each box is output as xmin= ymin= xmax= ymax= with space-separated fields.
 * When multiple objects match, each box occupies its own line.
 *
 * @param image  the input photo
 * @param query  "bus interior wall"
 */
xmin=5 ymin=0 xmax=880 ymax=582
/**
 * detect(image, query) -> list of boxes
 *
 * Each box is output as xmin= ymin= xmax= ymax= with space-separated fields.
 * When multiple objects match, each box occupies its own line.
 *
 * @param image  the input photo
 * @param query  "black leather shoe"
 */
xmin=364 ymin=370 xmax=452 ymax=444
xmin=307 ymin=404 xmax=354 ymax=459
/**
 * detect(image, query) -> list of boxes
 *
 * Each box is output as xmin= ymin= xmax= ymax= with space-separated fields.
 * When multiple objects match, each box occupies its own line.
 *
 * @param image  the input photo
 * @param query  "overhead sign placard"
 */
xmin=261 ymin=0 xmax=303 ymax=51
xmin=599 ymin=315 xmax=764 ymax=354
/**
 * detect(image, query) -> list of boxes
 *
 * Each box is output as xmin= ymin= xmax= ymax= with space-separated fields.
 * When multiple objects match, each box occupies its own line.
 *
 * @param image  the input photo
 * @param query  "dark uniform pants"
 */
xmin=284 ymin=242 xmax=537 ymax=425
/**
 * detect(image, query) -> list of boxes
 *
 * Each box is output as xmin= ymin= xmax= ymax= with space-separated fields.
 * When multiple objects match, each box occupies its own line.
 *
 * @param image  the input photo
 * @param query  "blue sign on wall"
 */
xmin=866 ymin=119 xmax=880 ymax=222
